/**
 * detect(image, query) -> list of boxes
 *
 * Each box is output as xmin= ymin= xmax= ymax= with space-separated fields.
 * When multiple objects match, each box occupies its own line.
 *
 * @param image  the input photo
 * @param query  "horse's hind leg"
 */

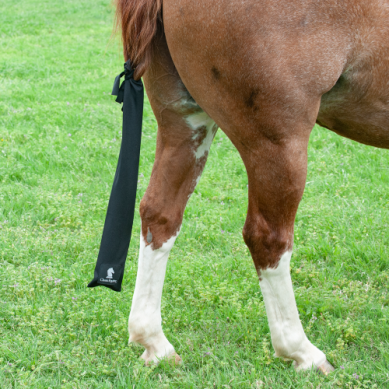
xmin=127 ymin=35 xmax=217 ymax=365
xmin=237 ymin=120 xmax=334 ymax=373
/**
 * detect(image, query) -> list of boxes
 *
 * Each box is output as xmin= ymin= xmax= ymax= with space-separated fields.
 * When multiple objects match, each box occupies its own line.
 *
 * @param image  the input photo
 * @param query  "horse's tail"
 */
xmin=114 ymin=0 xmax=162 ymax=80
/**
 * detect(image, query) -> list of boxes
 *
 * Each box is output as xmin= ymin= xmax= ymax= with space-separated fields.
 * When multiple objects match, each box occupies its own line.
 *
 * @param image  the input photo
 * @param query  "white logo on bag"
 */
xmin=106 ymin=267 xmax=115 ymax=279
xmin=99 ymin=267 xmax=117 ymax=284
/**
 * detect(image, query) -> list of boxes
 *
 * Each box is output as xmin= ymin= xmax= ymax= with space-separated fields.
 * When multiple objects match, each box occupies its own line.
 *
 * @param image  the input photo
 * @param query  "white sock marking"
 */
xmin=128 ymin=231 xmax=179 ymax=362
xmin=259 ymin=251 xmax=326 ymax=369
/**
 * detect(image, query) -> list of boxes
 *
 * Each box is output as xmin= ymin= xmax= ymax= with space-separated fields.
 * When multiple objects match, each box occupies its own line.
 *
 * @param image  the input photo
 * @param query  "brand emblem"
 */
xmin=99 ymin=267 xmax=117 ymax=284
xmin=106 ymin=267 xmax=115 ymax=279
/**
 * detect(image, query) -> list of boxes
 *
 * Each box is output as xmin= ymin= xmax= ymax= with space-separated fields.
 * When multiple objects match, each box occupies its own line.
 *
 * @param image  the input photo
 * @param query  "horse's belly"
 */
xmin=317 ymin=51 xmax=389 ymax=149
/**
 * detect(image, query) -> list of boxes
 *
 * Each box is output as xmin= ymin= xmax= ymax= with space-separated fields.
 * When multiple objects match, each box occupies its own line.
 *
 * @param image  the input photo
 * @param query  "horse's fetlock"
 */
xmin=272 ymin=330 xmax=305 ymax=359
xmin=274 ymin=335 xmax=326 ymax=369
xmin=128 ymin=315 xmax=162 ymax=346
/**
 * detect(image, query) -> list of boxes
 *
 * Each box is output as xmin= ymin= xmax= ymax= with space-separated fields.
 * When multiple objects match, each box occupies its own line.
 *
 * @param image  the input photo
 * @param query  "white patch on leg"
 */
xmin=185 ymin=111 xmax=217 ymax=159
xmin=259 ymin=251 xmax=327 ymax=370
xmin=128 ymin=231 xmax=180 ymax=364
xmin=184 ymin=111 xmax=218 ymax=199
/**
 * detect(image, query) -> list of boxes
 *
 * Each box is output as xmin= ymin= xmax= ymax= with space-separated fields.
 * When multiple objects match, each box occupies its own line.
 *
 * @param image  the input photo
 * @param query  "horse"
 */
xmin=115 ymin=0 xmax=389 ymax=374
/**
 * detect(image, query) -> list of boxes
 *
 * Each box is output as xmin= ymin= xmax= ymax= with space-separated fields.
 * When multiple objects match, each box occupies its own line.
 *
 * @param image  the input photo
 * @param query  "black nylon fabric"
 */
xmin=88 ymin=61 xmax=143 ymax=292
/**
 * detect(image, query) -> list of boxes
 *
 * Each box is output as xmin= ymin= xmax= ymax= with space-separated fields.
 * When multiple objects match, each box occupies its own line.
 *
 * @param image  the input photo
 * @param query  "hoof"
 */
xmin=293 ymin=358 xmax=334 ymax=375
xmin=171 ymin=352 xmax=182 ymax=366
xmin=317 ymin=360 xmax=335 ymax=376
xmin=141 ymin=350 xmax=182 ymax=366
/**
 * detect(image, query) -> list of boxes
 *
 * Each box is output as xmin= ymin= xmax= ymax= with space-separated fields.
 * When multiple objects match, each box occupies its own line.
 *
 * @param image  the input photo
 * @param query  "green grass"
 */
xmin=0 ymin=0 xmax=389 ymax=387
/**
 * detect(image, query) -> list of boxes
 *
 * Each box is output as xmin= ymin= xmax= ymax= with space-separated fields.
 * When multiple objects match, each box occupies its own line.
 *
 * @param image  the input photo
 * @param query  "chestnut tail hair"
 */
xmin=114 ymin=0 xmax=162 ymax=80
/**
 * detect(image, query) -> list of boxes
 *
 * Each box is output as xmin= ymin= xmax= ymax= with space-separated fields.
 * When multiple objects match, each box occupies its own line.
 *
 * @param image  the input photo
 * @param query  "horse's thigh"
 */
xmin=141 ymin=55 xmax=217 ymax=248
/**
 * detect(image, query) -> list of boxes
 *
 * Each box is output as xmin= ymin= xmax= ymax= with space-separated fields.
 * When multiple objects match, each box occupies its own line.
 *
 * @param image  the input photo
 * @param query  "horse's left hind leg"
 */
xmin=237 ymin=129 xmax=335 ymax=374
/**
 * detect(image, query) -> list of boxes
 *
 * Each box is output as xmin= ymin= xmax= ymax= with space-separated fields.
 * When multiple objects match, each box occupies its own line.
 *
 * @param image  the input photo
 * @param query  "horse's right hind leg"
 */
xmin=127 ymin=34 xmax=217 ymax=365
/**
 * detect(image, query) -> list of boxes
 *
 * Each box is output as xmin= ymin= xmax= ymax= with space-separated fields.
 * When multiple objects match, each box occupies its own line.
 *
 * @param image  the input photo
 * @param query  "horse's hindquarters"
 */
xmin=162 ymin=0 xmax=353 ymax=372
xmin=163 ymin=0 xmax=352 ymax=136
xmin=128 ymin=0 xmax=389 ymax=373
xmin=165 ymin=0 xmax=389 ymax=149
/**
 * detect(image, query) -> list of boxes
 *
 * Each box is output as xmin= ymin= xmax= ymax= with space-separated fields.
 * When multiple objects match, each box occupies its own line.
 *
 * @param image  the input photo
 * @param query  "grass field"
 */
xmin=1 ymin=0 xmax=389 ymax=387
